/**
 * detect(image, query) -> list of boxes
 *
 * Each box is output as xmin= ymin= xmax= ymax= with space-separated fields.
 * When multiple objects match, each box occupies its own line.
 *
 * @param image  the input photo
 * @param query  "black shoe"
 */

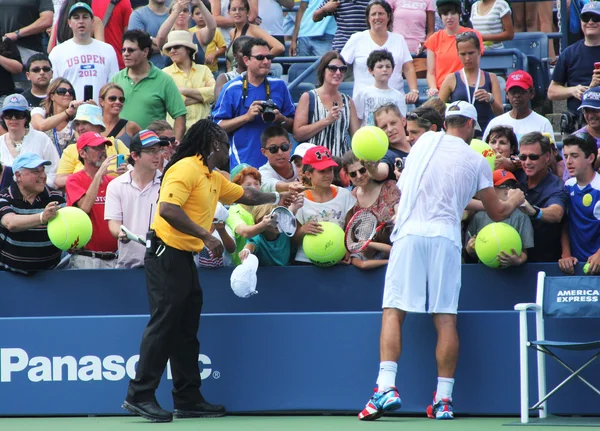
xmin=122 ymin=399 xmax=173 ymax=423
xmin=173 ymin=401 xmax=226 ymax=418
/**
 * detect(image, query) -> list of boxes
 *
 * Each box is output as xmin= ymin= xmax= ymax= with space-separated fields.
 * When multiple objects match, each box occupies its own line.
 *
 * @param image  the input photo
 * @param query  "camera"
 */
xmin=395 ymin=158 xmax=404 ymax=172
xmin=560 ymin=111 xmax=583 ymax=134
xmin=261 ymin=99 xmax=279 ymax=123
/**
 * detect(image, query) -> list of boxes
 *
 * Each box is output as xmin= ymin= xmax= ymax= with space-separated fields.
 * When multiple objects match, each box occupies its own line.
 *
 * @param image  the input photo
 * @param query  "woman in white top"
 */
xmin=340 ymin=0 xmax=419 ymax=104
xmin=0 ymin=94 xmax=60 ymax=187
xmin=293 ymin=146 xmax=356 ymax=264
xmin=30 ymin=78 xmax=84 ymax=156
xmin=470 ymin=0 xmax=514 ymax=49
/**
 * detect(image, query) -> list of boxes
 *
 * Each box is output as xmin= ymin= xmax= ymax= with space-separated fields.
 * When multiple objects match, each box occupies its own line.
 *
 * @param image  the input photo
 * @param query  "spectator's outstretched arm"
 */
xmin=210 ymin=0 xmax=234 ymax=28
xmin=0 ymin=201 xmax=59 ymax=233
xmin=156 ymin=0 xmax=187 ymax=50
xmin=191 ymin=0 xmax=217 ymax=46
xmin=351 ymin=257 xmax=388 ymax=270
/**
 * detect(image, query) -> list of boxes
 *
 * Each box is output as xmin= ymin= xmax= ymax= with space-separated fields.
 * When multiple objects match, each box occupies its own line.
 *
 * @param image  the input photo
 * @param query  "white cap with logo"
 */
xmin=445 ymin=101 xmax=481 ymax=131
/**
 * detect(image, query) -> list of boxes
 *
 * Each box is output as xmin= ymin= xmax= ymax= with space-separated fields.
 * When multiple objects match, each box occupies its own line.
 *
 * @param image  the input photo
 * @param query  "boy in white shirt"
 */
xmin=354 ymin=50 xmax=407 ymax=126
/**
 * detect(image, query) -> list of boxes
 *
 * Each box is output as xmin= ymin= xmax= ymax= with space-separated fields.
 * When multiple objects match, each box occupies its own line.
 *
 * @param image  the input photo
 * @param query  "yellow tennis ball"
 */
xmin=475 ymin=222 xmax=522 ymax=268
xmin=584 ymin=263 xmax=590 ymax=274
xmin=470 ymin=139 xmax=496 ymax=171
xmin=47 ymin=206 xmax=93 ymax=251
xmin=303 ymin=222 xmax=346 ymax=267
xmin=351 ymin=126 xmax=389 ymax=161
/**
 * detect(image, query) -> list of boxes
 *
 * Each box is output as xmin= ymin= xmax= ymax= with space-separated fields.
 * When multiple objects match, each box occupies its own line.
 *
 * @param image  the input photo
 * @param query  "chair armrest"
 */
xmin=514 ymin=303 xmax=541 ymax=312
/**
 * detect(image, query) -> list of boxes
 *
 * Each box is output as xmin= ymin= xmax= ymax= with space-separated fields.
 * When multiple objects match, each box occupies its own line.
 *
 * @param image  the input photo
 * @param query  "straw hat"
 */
xmin=163 ymin=30 xmax=198 ymax=56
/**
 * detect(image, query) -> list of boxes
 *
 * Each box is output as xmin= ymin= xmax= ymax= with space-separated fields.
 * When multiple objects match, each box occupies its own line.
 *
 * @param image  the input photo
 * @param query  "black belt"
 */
xmin=72 ymin=250 xmax=117 ymax=260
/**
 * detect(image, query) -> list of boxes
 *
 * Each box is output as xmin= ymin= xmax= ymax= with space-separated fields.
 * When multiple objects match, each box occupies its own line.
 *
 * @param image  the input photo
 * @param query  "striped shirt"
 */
xmin=317 ymin=0 xmax=370 ymax=52
xmin=470 ymin=0 xmax=511 ymax=50
xmin=0 ymin=184 xmax=65 ymax=275
xmin=307 ymin=90 xmax=352 ymax=157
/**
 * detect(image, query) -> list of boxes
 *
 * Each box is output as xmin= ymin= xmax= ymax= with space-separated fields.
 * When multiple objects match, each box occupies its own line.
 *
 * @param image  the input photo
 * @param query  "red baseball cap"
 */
xmin=302 ymin=146 xmax=338 ymax=170
xmin=76 ymin=131 xmax=112 ymax=151
xmin=493 ymin=169 xmax=518 ymax=187
xmin=506 ymin=70 xmax=534 ymax=91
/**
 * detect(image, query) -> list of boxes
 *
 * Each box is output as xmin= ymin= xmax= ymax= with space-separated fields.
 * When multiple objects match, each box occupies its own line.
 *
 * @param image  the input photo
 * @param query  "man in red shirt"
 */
xmin=92 ymin=0 xmax=133 ymax=69
xmin=66 ymin=131 xmax=119 ymax=268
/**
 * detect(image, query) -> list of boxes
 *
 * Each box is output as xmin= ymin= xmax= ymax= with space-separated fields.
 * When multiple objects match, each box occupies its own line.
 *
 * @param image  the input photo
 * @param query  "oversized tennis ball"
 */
xmin=303 ymin=222 xmax=346 ymax=267
xmin=475 ymin=222 xmax=522 ymax=268
xmin=584 ymin=263 xmax=590 ymax=274
xmin=351 ymin=126 xmax=389 ymax=162
xmin=47 ymin=206 xmax=93 ymax=251
xmin=470 ymin=139 xmax=496 ymax=171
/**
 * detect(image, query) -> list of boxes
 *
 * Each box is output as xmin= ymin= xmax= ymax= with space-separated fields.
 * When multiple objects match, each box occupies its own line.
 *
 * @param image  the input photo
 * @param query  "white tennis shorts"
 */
xmin=382 ymin=235 xmax=461 ymax=314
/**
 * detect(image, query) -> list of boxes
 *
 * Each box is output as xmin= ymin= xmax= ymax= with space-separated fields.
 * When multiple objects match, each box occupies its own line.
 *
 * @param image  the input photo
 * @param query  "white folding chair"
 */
xmin=515 ymin=271 xmax=600 ymax=423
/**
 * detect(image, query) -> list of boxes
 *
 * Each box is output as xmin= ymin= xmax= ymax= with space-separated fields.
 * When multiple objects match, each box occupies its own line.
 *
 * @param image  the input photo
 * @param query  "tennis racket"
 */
xmin=120 ymin=225 xmax=146 ymax=245
xmin=344 ymin=209 xmax=386 ymax=253
xmin=270 ymin=206 xmax=297 ymax=237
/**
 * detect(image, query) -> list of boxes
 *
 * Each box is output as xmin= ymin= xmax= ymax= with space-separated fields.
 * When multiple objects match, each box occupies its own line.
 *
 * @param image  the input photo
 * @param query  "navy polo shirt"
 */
xmin=515 ymin=169 xmax=568 ymax=262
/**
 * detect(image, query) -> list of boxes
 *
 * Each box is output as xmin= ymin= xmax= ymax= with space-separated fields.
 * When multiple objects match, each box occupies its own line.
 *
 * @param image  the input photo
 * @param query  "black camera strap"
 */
xmin=241 ymin=75 xmax=271 ymax=105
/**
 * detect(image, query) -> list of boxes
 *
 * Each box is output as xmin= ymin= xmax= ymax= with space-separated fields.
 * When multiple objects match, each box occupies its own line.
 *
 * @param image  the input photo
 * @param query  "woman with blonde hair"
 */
xmin=99 ymin=83 xmax=141 ymax=148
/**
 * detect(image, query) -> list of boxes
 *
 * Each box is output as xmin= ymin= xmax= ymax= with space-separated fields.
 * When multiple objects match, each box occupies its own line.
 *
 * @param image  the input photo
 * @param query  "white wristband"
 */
xmin=272 ymin=191 xmax=280 ymax=205
xmin=39 ymin=211 xmax=44 ymax=224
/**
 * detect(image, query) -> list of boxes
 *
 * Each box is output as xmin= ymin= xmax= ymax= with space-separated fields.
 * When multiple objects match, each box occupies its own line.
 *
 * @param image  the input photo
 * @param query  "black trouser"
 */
xmin=127 ymin=243 xmax=204 ymax=408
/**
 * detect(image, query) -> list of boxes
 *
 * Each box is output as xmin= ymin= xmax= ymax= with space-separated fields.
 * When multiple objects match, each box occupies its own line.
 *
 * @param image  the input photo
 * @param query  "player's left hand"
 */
xmin=497 ymin=249 xmax=521 ymax=268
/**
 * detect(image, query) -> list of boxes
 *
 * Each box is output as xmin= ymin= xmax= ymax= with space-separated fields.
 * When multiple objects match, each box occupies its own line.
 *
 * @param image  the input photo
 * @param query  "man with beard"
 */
xmin=122 ymin=120 xmax=296 ymax=422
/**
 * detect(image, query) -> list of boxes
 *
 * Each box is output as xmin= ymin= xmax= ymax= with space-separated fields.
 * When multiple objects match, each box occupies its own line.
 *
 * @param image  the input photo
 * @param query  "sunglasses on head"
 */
xmin=518 ymin=153 xmax=545 ymax=161
xmin=348 ymin=167 xmax=367 ymax=178
xmin=326 ymin=65 xmax=348 ymax=73
xmin=30 ymin=66 xmax=52 ymax=73
xmin=266 ymin=143 xmax=291 ymax=154
xmin=54 ymin=87 xmax=75 ymax=97
xmin=3 ymin=111 xmax=27 ymax=120
xmin=581 ymin=13 xmax=600 ymax=23
xmin=250 ymin=54 xmax=275 ymax=61
xmin=159 ymin=136 xmax=177 ymax=144
xmin=106 ymin=95 xmax=125 ymax=103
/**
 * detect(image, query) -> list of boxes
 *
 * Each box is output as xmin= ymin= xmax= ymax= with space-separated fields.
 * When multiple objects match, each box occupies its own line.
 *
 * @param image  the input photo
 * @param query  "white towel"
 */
xmin=391 ymin=131 xmax=446 ymax=242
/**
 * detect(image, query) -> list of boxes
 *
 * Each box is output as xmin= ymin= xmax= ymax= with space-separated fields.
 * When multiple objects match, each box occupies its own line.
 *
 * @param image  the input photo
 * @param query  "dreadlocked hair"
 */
xmin=162 ymin=120 xmax=226 ymax=180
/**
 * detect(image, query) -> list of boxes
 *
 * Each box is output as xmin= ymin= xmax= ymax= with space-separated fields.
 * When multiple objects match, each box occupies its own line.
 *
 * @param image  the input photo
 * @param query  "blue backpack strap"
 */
xmin=308 ymin=90 xmax=316 ymax=124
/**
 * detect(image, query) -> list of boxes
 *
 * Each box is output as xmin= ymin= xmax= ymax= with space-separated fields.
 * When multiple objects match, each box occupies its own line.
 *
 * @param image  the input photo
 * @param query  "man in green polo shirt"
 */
xmin=111 ymin=29 xmax=187 ymax=141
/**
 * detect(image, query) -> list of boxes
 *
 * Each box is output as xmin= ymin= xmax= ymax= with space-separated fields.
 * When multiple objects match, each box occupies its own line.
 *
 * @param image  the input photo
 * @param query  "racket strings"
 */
xmin=346 ymin=212 xmax=378 ymax=252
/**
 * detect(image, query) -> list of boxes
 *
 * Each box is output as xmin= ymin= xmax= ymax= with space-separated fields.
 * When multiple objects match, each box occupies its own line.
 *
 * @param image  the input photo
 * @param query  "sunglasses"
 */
xmin=30 ymin=66 xmax=52 ymax=73
xmin=121 ymin=47 xmax=139 ymax=54
xmin=3 ymin=111 xmax=27 ymax=120
xmin=54 ymin=87 xmax=75 ymax=97
xmin=326 ymin=65 xmax=348 ymax=73
xmin=266 ymin=143 xmax=291 ymax=154
xmin=159 ymin=136 xmax=177 ymax=144
xmin=167 ymin=45 xmax=184 ymax=51
xmin=106 ymin=95 xmax=125 ymax=103
xmin=518 ymin=153 xmax=545 ymax=161
xmin=348 ymin=167 xmax=367 ymax=178
xmin=581 ymin=13 xmax=600 ymax=23
xmin=250 ymin=54 xmax=274 ymax=61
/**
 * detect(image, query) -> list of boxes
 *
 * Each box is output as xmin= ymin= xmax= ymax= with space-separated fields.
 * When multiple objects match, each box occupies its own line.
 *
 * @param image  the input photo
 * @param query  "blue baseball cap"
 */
xmin=579 ymin=86 xmax=600 ymax=111
xmin=69 ymin=2 xmax=94 ymax=17
xmin=13 ymin=152 xmax=52 ymax=171
xmin=2 ymin=94 xmax=29 ymax=112
xmin=582 ymin=1 xmax=600 ymax=16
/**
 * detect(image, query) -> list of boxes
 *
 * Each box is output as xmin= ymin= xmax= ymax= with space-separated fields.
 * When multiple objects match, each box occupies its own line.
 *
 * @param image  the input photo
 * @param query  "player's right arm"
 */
xmin=477 ymin=187 xmax=525 ymax=222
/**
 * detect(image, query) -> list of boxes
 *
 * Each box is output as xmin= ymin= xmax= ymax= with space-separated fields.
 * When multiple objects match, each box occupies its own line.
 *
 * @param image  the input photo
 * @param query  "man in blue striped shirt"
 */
xmin=0 ymin=152 xmax=64 ymax=275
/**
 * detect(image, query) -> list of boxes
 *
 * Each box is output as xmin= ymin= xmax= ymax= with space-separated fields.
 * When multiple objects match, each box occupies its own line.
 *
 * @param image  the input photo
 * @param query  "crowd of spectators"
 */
xmin=0 ymin=0 xmax=599 ymax=276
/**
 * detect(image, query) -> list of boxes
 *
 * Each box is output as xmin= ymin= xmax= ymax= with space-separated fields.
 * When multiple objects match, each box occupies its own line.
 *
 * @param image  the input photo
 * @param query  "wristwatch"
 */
xmin=488 ymin=92 xmax=495 ymax=104
xmin=531 ymin=205 xmax=541 ymax=219
xmin=14 ymin=29 xmax=20 ymax=39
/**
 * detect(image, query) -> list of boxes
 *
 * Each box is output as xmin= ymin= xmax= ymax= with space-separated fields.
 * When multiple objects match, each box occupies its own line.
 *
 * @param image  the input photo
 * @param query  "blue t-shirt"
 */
xmin=516 ymin=169 xmax=568 ymax=262
xmin=213 ymin=76 xmax=295 ymax=169
xmin=564 ymin=173 xmax=600 ymax=261
xmin=248 ymin=232 xmax=291 ymax=266
xmin=551 ymin=40 xmax=600 ymax=113
xmin=300 ymin=0 xmax=337 ymax=38
xmin=128 ymin=6 xmax=169 ymax=68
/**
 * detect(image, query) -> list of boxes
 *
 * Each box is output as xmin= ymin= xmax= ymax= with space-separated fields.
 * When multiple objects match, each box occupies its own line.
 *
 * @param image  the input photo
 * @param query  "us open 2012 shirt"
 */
xmin=564 ymin=173 xmax=600 ymax=261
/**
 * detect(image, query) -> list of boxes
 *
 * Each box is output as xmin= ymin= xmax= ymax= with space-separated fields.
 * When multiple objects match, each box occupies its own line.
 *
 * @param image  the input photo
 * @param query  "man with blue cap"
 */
xmin=576 ymin=86 xmax=600 ymax=150
xmin=0 ymin=152 xmax=65 ymax=275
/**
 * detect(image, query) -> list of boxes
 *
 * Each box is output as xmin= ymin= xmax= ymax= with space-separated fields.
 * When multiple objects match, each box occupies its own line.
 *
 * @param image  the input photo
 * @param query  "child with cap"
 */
xmin=293 ymin=146 xmax=356 ymax=264
xmin=290 ymin=143 xmax=315 ymax=183
xmin=465 ymin=169 xmax=533 ymax=267
xmin=239 ymin=204 xmax=292 ymax=266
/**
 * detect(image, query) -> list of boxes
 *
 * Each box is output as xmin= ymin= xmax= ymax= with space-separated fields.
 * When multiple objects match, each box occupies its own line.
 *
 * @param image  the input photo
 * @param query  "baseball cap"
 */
xmin=582 ymin=1 xmax=600 ymax=16
xmin=13 ymin=152 xmax=52 ymax=171
xmin=76 ymin=131 xmax=112 ymax=151
xmin=129 ymin=130 xmax=170 ymax=152
xmin=579 ymin=86 xmax=600 ymax=111
xmin=73 ymin=104 xmax=105 ymax=130
xmin=69 ymin=2 xmax=94 ymax=17
xmin=290 ymin=143 xmax=316 ymax=161
xmin=493 ymin=169 xmax=518 ymax=187
xmin=302 ymin=146 xmax=338 ymax=170
xmin=506 ymin=70 xmax=534 ymax=91
xmin=230 ymin=254 xmax=259 ymax=298
xmin=445 ymin=101 xmax=481 ymax=131
xmin=2 ymin=94 xmax=29 ymax=112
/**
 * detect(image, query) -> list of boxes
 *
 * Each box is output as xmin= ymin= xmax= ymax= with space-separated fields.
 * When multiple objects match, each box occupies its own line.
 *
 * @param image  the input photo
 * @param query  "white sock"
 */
xmin=376 ymin=361 xmax=397 ymax=392
xmin=436 ymin=377 xmax=455 ymax=401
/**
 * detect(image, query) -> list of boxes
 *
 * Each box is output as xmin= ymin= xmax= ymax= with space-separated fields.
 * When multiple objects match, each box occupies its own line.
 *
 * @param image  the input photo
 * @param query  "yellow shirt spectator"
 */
xmin=152 ymin=156 xmax=244 ymax=251
xmin=163 ymin=62 xmax=216 ymax=130
xmin=189 ymin=27 xmax=226 ymax=73
xmin=56 ymin=137 xmax=130 ymax=177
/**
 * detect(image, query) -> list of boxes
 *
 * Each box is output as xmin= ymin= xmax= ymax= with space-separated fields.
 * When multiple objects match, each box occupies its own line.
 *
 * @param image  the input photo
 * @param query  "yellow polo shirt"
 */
xmin=152 ymin=156 xmax=244 ymax=251
xmin=162 ymin=62 xmax=215 ymax=130
xmin=56 ymin=137 xmax=130 ymax=177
